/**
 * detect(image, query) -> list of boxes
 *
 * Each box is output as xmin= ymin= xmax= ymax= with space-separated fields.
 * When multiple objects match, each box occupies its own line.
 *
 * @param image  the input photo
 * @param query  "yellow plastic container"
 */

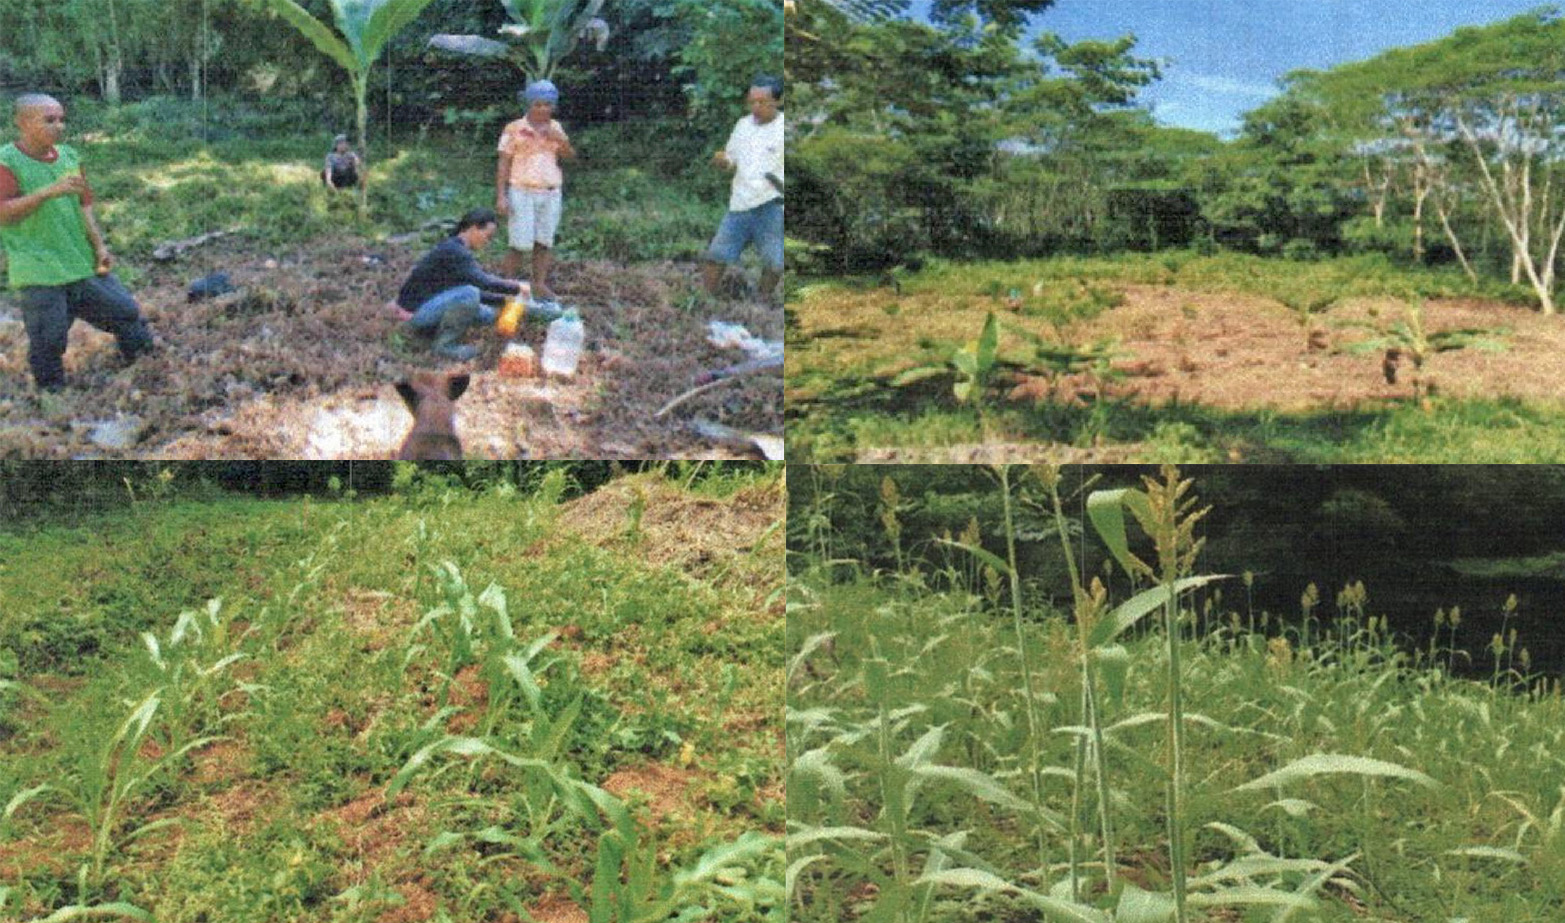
xmin=496 ymin=296 xmax=527 ymax=338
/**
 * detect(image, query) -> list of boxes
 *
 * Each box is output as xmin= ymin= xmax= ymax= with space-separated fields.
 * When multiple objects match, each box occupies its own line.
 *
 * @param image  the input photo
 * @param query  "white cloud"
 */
xmin=1174 ymin=72 xmax=1278 ymax=100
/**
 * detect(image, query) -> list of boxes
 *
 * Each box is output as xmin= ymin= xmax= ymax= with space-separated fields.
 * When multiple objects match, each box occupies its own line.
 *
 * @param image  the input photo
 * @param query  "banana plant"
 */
xmin=891 ymin=312 xmax=1000 ymax=407
xmin=427 ymin=0 xmax=609 ymax=82
xmin=263 ymin=0 xmax=440 ymax=217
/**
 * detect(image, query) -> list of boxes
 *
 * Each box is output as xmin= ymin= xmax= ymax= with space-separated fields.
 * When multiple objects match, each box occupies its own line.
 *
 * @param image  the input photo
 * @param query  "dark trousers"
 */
xmin=19 ymin=274 xmax=153 ymax=389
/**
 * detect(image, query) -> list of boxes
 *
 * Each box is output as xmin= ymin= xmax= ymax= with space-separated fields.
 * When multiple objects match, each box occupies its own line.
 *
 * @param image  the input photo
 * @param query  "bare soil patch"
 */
xmin=527 ymin=895 xmax=588 ymax=923
xmin=601 ymin=762 xmax=703 ymax=825
xmin=1039 ymin=286 xmax=1565 ymax=412
xmin=794 ymin=281 xmax=1565 ymax=415
xmin=0 ymin=236 xmax=780 ymax=457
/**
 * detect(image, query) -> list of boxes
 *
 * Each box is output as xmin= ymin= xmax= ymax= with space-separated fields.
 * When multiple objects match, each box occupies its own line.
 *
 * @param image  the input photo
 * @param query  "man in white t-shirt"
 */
xmin=703 ymin=75 xmax=784 ymax=301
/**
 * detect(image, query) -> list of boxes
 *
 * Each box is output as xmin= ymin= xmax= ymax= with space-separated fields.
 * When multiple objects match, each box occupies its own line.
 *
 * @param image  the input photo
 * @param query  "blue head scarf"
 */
xmin=523 ymin=80 xmax=560 ymax=106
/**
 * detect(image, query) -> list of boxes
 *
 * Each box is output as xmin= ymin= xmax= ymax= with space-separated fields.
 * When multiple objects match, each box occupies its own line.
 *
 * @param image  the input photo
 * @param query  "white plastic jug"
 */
xmin=541 ymin=309 xmax=584 ymax=377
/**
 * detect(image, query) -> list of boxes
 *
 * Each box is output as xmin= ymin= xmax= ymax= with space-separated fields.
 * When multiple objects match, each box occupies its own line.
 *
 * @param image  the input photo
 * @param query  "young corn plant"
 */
xmin=573 ymin=827 xmax=783 ymax=922
xmin=405 ymin=561 xmax=502 ymax=692
xmin=1086 ymin=466 xmax=1437 ymax=920
xmin=391 ymin=733 xmax=781 ymax=922
xmin=788 ymin=709 xmax=1073 ymax=923
xmin=4 ymin=689 xmax=218 ymax=902
xmin=140 ymin=598 xmax=253 ymax=754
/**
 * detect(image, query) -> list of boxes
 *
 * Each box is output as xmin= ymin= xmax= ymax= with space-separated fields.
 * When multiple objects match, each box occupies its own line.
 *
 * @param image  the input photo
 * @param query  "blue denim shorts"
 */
xmin=707 ymin=198 xmax=783 ymax=271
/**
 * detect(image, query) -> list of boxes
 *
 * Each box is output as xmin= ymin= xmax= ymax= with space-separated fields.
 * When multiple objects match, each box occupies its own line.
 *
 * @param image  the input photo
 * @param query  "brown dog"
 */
xmin=394 ymin=371 xmax=470 ymax=460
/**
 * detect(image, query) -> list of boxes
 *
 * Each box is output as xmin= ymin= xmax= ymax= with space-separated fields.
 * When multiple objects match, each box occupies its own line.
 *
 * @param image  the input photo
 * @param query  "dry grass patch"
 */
xmin=556 ymin=474 xmax=783 ymax=591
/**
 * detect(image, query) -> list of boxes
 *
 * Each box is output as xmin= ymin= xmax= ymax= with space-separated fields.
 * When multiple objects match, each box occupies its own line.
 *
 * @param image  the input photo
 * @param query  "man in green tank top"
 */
xmin=0 ymin=94 xmax=153 ymax=391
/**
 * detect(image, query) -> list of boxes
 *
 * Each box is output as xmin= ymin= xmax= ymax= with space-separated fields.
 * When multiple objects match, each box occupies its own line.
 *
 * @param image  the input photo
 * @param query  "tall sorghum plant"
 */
xmin=1088 ymin=465 xmax=1208 ymax=922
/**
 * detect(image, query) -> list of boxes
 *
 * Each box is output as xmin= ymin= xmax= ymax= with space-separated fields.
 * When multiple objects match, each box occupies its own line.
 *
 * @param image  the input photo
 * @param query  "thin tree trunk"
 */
xmin=1412 ymin=172 xmax=1429 ymax=263
xmin=1434 ymin=197 xmax=1477 ymax=283
xmin=105 ymin=0 xmax=123 ymax=105
xmin=1457 ymin=109 xmax=1556 ymax=314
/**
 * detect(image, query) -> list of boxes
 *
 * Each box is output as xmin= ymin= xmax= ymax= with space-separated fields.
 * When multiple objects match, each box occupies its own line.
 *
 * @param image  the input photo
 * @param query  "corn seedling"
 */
xmin=573 ymin=828 xmax=783 ymax=923
xmin=140 ymin=598 xmax=252 ymax=753
xmin=4 ymin=689 xmax=218 ymax=900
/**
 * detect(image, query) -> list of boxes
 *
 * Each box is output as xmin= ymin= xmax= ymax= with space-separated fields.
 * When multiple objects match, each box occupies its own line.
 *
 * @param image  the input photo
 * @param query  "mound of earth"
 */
xmin=557 ymin=473 xmax=784 ymax=588
xmin=0 ymin=236 xmax=780 ymax=458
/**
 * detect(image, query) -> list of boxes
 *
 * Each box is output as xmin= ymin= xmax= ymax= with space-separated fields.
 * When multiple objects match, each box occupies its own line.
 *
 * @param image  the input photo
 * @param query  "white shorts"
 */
xmin=507 ymin=187 xmax=562 ymax=250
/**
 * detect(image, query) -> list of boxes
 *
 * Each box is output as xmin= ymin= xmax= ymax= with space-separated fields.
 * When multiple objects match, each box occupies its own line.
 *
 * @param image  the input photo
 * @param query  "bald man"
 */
xmin=0 ymin=93 xmax=152 ymax=392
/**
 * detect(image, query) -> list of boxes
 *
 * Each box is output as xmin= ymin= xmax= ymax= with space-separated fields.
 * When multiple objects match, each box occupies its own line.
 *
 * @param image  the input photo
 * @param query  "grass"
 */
xmin=788 ymin=392 xmax=1565 ymax=464
xmin=0 ymin=466 xmax=784 ymax=922
xmin=787 ymin=464 xmax=1565 ymax=922
xmin=786 ymin=250 xmax=1565 ymax=462
xmin=8 ymin=95 xmax=727 ymax=269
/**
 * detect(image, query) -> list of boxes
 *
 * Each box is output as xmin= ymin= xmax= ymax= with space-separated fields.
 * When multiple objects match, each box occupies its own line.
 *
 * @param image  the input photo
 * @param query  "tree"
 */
xmin=1269 ymin=9 xmax=1565 ymax=310
xmin=659 ymin=0 xmax=783 ymax=134
xmin=261 ymin=0 xmax=440 ymax=218
xmin=787 ymin=3 xmax=1157 ymax=266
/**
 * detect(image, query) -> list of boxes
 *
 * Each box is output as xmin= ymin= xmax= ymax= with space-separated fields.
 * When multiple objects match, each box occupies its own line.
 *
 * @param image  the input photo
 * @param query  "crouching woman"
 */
xmin=393 ymin=208 xmax=554 ymax=361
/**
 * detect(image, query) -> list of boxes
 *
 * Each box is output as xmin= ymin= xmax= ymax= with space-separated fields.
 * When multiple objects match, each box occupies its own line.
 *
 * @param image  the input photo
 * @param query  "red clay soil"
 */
xmin=1016 ymin=285 xmax=1565 ymax=412
xmin=527 ymin=895 xmax=589 ymax=923
xmin=0 ymin=236 xmax=780 ymax=458
xmin=601 ymin=761 xmax=704 ymax=825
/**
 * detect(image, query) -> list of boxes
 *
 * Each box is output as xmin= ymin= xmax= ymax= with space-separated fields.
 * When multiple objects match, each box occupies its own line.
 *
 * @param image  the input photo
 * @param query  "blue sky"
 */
xmin=919 ymin=1 xmax=1556 ymax=136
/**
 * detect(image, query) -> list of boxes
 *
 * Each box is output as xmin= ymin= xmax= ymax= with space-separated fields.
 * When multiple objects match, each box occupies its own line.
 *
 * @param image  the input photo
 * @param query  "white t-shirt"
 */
xmin=724 ymin=112 xmax=784 ymax=212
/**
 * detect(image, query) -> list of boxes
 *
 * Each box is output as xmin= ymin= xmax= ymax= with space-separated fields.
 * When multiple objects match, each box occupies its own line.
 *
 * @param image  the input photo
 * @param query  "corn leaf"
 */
xmin=1086 ymin=488 xmax=1151 ymax=577
xmin=785 ymin=824 xmax=887 ymax=847
xmin=36 ymin=904 xmax=156 ymax=922
xmin=935 ymin=538 xmax=1013 ymax=576
xmin=3 ymin=783 xmax=55 ymax=820
xmin=1233 ymin=754 xmax=1439 ymax=792
xmin=1446 ymin=845 xmax=1528 ymax=863
xmin=1088 ymin=575 xmax=1231 ymax=648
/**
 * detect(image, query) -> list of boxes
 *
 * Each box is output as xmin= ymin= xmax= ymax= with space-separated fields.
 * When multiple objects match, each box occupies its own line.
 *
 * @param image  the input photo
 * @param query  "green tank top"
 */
xmin=0 ymin=143 xmax=95 ymax=288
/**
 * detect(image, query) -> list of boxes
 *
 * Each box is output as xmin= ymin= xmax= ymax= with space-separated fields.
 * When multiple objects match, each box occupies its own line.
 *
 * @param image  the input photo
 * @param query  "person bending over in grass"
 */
xmin=703 ymin=75 xmax=785 ymax=303
xmin=393 ymin=208 xmax=560 ymax=362
xmin=0 ymin=93 xmax=154 ymax=392
xmin=496 ymin=80 xmax=575 ymax=310
xmin=321 ymin=134 xmax=363 ymax=191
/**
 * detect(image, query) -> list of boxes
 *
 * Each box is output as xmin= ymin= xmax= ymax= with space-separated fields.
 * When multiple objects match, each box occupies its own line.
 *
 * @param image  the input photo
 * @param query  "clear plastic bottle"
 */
xmin=541 ymin=308 xmax=584 ymax=377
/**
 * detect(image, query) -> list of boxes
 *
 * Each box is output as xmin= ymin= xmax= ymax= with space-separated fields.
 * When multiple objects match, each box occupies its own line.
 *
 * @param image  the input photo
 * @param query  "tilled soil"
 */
xmin=0 ymin=236 xmax=781 ymax=458
xmin=1011 ymin=285 xmax=1565 ymax=411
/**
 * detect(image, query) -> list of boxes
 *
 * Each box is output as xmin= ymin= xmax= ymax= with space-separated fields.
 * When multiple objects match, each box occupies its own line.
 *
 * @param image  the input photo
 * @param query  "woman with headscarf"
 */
xmin=495 ymin=79 xmax=575 ymax=309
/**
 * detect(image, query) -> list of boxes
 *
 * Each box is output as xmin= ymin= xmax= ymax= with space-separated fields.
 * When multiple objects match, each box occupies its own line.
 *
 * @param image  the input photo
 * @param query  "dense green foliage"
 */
xmin=787 ymin=1 xmax=1164 ymax=268
xmin=0 ymin=465 xmax=784 ymax=921
xmin=787 ymin=2 xmax=1565 ymax=312
xmin=0 ymin=0 xmax=780 ymax=153
xmin=788 ymin=465 xmax=1565 ymax=921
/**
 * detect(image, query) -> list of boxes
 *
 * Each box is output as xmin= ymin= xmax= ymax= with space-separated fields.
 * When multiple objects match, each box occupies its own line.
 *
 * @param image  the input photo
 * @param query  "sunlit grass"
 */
xmin=787 ymin=251 xmax=1565 ymax=462
xmin=27 ymin=98 xmax=722 ymax=262
xmin=0 ymin=472 xmax=783 ymax=922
